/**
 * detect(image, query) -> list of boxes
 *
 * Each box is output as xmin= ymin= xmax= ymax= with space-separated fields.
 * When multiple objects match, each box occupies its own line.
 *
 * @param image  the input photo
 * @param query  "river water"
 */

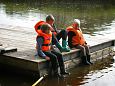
xmin=0 ymin=0 xmax=115 ymax=86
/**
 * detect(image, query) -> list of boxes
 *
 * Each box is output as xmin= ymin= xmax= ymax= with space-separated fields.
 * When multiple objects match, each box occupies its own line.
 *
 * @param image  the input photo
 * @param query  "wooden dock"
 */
xmin=0 ymin=25 xmax=115 ymax=77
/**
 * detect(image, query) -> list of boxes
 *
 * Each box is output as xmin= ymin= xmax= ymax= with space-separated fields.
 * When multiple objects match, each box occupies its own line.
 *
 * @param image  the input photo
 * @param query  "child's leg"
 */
xmin=75 ymin=45 xmax=90 ymax=65
xmin=56 ymin=30 xmax=70 ymax=52
xmin=56 ymin=30 xmax=67 ymax=41
xmin=84 ymin=45 xmax=93 ymax=64
xmin=43 ymin=51 xmax=59 ymax=75
xmin=51 ymin=51 xmax=69 ymax=75
xmin=51 ymin=51 xmax=64 ymax=68
xmin=75 ymin=45 xmax=86 ymax=57
xmin=84 ymin=45 xmax=90 ymax=55
xmin=52 ymin=33 xmax=70 ymax=52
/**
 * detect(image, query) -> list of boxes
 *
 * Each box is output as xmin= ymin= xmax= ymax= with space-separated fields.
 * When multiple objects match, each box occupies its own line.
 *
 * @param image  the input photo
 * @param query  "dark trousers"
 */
xmin=43 ymin=51 xmax=65 ymax=74
xmin=74 ymin=44 xmax=90 ymax=57
xmin=56 ymin=30 xmax=67 ymax=41
xmin=52 ymin=30 xmax=67 ymax=44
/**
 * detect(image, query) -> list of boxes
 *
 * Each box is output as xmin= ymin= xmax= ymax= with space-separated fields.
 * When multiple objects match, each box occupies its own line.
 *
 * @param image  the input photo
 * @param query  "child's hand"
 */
xmin=48 ymin=24 xmax=54 ymax=31
xmin=45 ymin=56 xmax=50 ymax=60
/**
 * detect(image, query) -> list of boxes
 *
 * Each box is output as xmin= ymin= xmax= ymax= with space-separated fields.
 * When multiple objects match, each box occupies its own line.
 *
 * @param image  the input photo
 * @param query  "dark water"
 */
xmin=0 ymin=56 xmax=115 ymax=86
xmin=37 ymin=56 xmax=115 ymax=86
xmin=0 ymin=0 xmax=115 ymax=86
xmin=0 ymin=72 xmax=33 ymax=86
xmin=0 ymin=0 xmax=115 ymax=36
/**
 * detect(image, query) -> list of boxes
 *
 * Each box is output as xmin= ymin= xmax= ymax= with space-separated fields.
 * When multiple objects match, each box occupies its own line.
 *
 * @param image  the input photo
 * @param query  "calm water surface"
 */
xmin=0 ymin=0 xmax=115 ymax=86
xmin=0 ymin=0 xmax=115 ymax=37
xmin=38 ymin=56 xmax=115 ymax=86
xmin=0 ymin=56 xmax=115 ymax=86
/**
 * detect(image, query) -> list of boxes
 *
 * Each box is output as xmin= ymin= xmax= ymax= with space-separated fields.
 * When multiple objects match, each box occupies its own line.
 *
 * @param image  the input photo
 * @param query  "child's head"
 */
xmin=41 ymin=24 xmax=51 ymax=34
xmin=46 ymin=14 xmax=55 ymax=25
xmin=72 ymin=19 xmax=80 ymax=29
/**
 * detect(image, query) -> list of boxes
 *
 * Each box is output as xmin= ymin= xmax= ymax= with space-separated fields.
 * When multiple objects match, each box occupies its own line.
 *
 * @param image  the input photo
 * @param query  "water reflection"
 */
xmin=37 ymin=56 xmax=115 ymax=86
xmin=0 ymin=71 xmax=34 ymax=86
xmin=0 ymin=56 xmax=114 ymax=86
xmin=0 ymin=0 xmax=115 ymax=36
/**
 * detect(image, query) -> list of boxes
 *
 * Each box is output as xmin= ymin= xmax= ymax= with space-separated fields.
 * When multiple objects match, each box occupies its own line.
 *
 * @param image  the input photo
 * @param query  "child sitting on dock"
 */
xmin=66 ymin=19 xmax=93 ymax=65
xmin=36 ymin=24 xmax=69 ymax=77
xmin=34 ymin=14 xmax=70 ymax=52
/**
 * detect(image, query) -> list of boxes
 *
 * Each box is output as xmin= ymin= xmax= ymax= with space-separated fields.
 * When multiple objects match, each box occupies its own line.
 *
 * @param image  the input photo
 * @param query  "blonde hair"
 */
xmin=74 ymin=19 xmax=80 ymax=28
xmin=41 ymin=24 xmax=50 ymax=32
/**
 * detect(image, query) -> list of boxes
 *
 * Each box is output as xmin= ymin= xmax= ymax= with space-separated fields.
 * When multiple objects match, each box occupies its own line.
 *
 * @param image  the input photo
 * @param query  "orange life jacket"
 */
xmin=67 ymin=26 xmax=85 ymax=45
xmin=37 ymin=30 xmax=52 ymax=51
xmin=34 ymin=21 xmax=46 ymax=34
xmin=34 ymin=21 xmax=57 ymax=36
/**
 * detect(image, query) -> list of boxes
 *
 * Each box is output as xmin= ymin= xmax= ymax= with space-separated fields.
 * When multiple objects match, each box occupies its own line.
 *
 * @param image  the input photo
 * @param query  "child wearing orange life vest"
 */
xmin=34 ymin=14 xmax=70 ymax=52
xmin=66 ymin=19 xmax=93 ymax=65
xmin=36 ymin=24 xmax=69 ymax=77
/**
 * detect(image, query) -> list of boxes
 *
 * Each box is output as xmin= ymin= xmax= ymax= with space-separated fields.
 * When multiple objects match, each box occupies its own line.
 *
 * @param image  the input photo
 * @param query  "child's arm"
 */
xmin=51 ymin=44 xmax=55 ymax=51
xmin=36 ymin=37 xmax=47 ymax=59
xmin=68 ymin=31 xmax=76 ymax=47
